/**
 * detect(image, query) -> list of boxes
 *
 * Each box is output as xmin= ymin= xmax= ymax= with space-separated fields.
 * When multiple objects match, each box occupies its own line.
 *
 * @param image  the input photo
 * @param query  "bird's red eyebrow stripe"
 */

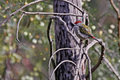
xmin=74 ymin=21 xmax=82 ymax=24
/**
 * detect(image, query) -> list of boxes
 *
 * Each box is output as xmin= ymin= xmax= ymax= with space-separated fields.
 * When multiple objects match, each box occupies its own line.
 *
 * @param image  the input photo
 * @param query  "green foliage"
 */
xmin=0 ymin=0 xmax=53 ymax=80
xmin=0 ymin=0 xmax=119 ymax=80
xmin=83 ymin=0 xmax=120 ymax=80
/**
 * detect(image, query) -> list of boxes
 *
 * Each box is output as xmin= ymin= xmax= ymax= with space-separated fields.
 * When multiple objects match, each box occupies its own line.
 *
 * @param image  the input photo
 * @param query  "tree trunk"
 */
xmin=53 ymin=0 xmax=87 ymax=80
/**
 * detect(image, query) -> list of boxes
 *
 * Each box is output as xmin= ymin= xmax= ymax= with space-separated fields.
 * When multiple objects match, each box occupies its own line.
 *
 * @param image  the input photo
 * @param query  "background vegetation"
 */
xmin=0 ymin=0 xmax=119 ymax=80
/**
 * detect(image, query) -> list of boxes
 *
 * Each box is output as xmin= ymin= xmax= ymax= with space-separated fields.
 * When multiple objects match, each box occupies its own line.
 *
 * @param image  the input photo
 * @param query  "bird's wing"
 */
xmin=79 ymin=24 xmax=92 ymax=37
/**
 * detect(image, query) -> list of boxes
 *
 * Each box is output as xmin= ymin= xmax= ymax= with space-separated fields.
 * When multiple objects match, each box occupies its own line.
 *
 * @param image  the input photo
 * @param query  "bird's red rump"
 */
xmin=92 ymin=36 xmax=95 ymax=39
xmin=75 ymin=21 xmax=82 ymax=24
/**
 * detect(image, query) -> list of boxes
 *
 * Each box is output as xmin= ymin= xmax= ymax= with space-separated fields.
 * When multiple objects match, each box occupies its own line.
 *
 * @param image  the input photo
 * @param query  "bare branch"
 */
xmin=91 ymin=42 xmax=105 ymax=75
xmin=86 ymin=39 xmax=103 ymax=51
xmin=109 ymin=0 xmax=120 ymax=16
xmin=0 ymin=0 xmax=43 ymax=27
xmin=22 ymin=10 xmax=82 ymax=17
xmin=48 ymin=16 xmax=81 ymax=78
xmin=50 ymin=60 xmax=76 ymax=80
xmin=50 ymin=16 xmax=79 ymax=44
xmin=83 ymin=51 xmax=92 ymax=80
xmin=48 ymin=47 xmax=80 ymax=79
xmin=0 ymin=0 xmax=84 ymax=27
xmin=86 ymin=39 xmax=105 ymax=78
xmin=87 ymin=55 xmax=92 ymax=80
xmin=109 ymin=0 xmax=120 ymax=51
xmin=47 ymin=17 xmax=56 ymax=80
xmin=95 ymin=48 xmax=120 ymax=80
xmin=16 ymin=13 xmax=25 ymax=42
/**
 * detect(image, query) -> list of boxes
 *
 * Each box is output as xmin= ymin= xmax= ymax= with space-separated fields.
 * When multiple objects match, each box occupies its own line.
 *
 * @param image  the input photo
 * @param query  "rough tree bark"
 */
xmin=53 ymin=0 xmax=86 ymax=80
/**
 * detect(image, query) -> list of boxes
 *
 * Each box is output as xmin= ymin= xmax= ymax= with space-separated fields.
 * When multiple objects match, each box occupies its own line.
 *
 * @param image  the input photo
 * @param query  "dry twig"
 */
xmin=16 ymin=13 xmax=25 ymax=42
xmin=109 ymin=0 xmax=120 ymax=16
xmin=50 ymin=16 xmax=79 ymax=44
xmin=83 ymin=49 xmax=92 ymax=80
xmin=22 ymin=10 xmax=82 ymax=17
xmin=0 ymin=0 xmax=83 ymax=27
xmin=95 ymin=48 xmax=120 ymax=80
xmin=48 ymin=47 xmax=80 ymax=79
xmin=0 ymin=0 xmax=43 ymax=27
xmin=109 ymin=0 xmax=120 ymax=50
xmin=47 ymin=18 xmax=56 ymax=68
xmin=50 ymin=60 xmax=76 ymax=80
xmin=85 ymin=39 xmax=105 ymax=78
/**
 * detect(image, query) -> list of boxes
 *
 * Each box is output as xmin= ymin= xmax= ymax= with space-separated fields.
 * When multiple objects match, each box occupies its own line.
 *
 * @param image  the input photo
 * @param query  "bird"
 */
xmin=73 ymin=21 xmax=101 ymax=44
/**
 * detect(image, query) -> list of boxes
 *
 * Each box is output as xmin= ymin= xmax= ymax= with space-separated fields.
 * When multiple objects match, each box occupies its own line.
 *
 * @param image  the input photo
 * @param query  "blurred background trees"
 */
xmin=0 ymin=0 xmax=119 ymax=80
